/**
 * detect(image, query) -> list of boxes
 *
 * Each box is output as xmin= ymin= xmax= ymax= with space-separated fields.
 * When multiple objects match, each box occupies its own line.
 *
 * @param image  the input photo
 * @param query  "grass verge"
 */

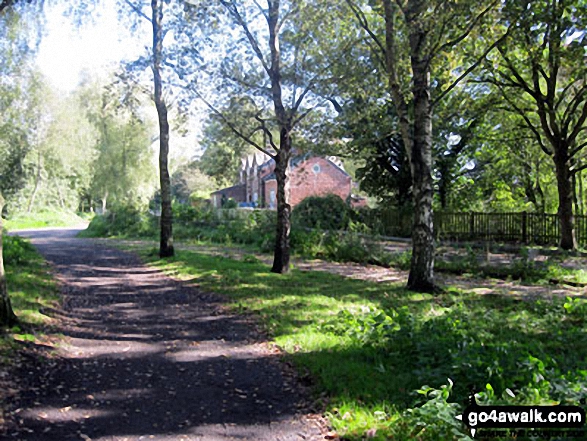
xmin=5 ymin=210 xmax=87 ymax=230
xmin=133 ymin=245 xmax=587 ymax=441
xmin=1 ymin=235 xmax=60 ymax=428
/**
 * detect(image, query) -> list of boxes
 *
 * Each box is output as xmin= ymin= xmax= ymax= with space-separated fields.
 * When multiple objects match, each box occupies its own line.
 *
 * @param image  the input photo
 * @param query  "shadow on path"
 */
xmin=4 ymin=229 xmax=323 ymax=441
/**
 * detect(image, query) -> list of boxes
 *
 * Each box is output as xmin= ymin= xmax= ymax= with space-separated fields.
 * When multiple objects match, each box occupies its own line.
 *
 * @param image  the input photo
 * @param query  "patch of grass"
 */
xmin=5 ymin=210 xmax=86 ymax=230
xmin=135 ymin=245 xmax=587 ymax=440
xmin=1 ymin=235 xmax=60 ymax=351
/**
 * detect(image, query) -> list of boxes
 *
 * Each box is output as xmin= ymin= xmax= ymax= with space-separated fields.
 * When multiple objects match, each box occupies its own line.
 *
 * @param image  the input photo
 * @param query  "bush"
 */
xmin=82 ymin=205 xmax=157 ymax=238
xmin=2 ymin=235 xmax=35 ymax=265
xmin=292 ymin=194 xmax=350 ymax=231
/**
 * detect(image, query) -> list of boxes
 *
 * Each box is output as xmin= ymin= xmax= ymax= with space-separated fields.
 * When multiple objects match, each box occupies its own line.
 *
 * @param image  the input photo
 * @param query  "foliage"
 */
xmin=81 ymin=205 xmax=157 ymax=238
xmin=1 ymin=234 xmax=59 ymax=334
xmin=2 ymin=235 xmax=34 ymax=265
xmin=139 ymin=246 xmax=587 ymax=440
xmin=171 ymin=161 xmax=216 ymax=203
xmin=79 ymin=77 xmax=157 ymax=211
xmin=292 ymin=195 xmax=351 ymax=231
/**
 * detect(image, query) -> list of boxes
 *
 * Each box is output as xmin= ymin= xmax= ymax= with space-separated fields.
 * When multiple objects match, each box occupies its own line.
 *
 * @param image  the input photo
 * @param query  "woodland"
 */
xmin=1 ymin=0 xmax=587 ymax=439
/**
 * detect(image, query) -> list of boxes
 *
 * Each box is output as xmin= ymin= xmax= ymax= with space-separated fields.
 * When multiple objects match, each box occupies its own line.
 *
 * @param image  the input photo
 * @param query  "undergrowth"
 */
xmin=137 ymin=247 xmax=587 ymax=441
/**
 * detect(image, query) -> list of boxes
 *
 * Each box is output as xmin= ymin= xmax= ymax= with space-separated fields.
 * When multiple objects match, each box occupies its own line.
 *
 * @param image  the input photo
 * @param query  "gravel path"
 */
xmin=4 ymin=228 xmax=324 ymax=441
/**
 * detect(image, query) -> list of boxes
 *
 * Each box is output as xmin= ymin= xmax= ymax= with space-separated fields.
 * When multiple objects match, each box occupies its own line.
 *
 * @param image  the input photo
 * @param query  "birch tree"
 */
xmin=346 ymin=0 xmax=508 ymax=291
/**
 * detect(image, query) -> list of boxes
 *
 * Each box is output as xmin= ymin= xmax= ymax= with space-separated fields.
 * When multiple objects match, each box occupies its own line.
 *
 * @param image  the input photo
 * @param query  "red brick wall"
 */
xmin=289 ymin=157 xmax=351 ymax=207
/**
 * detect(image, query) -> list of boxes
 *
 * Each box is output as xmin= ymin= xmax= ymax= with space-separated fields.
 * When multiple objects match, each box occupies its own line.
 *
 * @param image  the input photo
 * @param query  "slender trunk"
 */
xmin=27 ymin=151 xmax=42 ymax=213
xmin=572 ymin=168 xmax=579 ymax=218
xmin=271 ymin=137 xmax=291 ymax=274
xmin=56 ymin=184 xmax=65 ymax=210
xmin=406 ymin=18 xmax=435 ymax=292
xmin=535 ymin=161 xmax=545 ymax=213
xmin=0 ymin=193 xmax=17 ymax=327
xmin=102 ymin=191 xmax=108 ymax=213
xmin=554 ymin=149 xmax=576 ymax=250
xmin=152 ymin=0 xmax=174 ymax=258
xmin=579 ymin=170 xmax=584 ymax=216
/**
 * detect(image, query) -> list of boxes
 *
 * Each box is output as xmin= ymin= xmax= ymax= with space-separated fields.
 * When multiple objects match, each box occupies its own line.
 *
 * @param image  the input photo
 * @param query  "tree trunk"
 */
xmin=102 ymin=191 xmax=108 ymax=213
xmin=27 ymin=151 xmax=42 ymax=213
xmin=554 ymin=150 xmax=577 ymax=250
xmin=0 ymin=193 xmax=17 ymax=327
xmin=271 ymin=137 xmax=291 ymax=274
xmin=152 ymin=0 xmax=174 ymax=258
xmin=406 ymin=17 xmax=436 ymax=293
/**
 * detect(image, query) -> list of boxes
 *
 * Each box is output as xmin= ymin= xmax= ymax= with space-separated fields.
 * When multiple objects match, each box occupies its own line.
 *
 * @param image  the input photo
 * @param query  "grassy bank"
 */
xmin=1 ymin=235 xmax=60 ymax=428
xmin=136 ymin=246 xmax=587 ymax=440
xmin=5 ymin=210 xmax=87 ymax=230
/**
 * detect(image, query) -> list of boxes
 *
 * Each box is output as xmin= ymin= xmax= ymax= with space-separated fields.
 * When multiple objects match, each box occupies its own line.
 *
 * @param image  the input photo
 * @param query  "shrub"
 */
xmin=82 ymin=205 xmax=157 ymax=238
xmin=2 ymin=235 xmax=34 ymax=265
xmin=292 ymin=194 xmax=350 ymax=231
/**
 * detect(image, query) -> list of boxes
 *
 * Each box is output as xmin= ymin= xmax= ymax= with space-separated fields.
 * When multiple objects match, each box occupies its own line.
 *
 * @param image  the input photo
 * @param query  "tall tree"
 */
xmin=119 ymin=0 xmax=178 ymax=257
xmin=346 ymin=0 xmax=508 ymax=291
xmin=189 ymin=0 xmax=343 ymax=273
xmin=482 ymin=0 xmax=587 ymax=250
xmin=0 ymin=193 xmax=17 ymax=327
xmin=0 ymin=6 xmax=39 ymax=326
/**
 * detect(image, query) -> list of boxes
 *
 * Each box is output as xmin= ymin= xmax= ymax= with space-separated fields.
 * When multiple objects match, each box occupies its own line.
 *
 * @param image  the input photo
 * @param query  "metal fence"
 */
xmin=374 ymin=210 xmax=587 ymax=246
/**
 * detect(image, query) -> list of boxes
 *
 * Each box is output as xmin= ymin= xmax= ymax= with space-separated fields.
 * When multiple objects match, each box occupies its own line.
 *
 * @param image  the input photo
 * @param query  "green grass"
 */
xmin=1 ymin=235 xmax=60 ymax=354
xmin=5 ymin=210 xmax=87 ymax=230
xmin=135 ymin=246 xmax=587 ymax=441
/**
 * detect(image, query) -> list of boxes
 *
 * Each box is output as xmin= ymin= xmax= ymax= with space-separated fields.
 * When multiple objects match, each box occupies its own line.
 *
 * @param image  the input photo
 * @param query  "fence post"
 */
xmin=522 ymin=211 xmax=528 ymax=244
xmin=470 ymin=212 xmax=475 ymax=240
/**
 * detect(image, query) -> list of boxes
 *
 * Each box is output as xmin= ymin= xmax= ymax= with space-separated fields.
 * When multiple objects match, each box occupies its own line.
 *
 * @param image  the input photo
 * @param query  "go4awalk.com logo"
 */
xmin=456 ymin=395 xmax=586 ymax=438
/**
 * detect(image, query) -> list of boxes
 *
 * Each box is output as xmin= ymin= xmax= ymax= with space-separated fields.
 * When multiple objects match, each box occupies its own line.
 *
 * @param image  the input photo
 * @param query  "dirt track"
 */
xmin=3 ymin=228 xmax=324 ymax=441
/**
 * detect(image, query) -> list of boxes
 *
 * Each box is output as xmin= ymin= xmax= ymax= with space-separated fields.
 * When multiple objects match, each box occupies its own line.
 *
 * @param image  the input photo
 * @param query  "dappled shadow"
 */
xmin=4 ymin=229 xmax=323 ymax=441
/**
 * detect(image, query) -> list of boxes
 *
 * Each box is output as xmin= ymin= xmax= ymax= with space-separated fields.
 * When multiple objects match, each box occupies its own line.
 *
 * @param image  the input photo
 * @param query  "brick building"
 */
xmin=211 ymin=152 xmax=363 ymax=209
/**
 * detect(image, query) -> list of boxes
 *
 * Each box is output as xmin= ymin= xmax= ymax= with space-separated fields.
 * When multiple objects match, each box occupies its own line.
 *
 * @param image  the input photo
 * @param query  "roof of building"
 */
xmin=210 ymin=183 xmax=245 ymax=195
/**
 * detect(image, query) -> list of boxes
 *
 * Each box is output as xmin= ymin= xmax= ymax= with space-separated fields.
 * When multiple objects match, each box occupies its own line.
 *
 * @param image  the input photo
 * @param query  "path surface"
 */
xmin=4 ymin=228 xmax=324 ymax=441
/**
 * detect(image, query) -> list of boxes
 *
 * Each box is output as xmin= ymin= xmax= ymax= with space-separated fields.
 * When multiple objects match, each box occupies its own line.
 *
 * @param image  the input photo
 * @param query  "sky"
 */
xmin=36 ymin=1 xmax=146 ymax=93
xmin=35 ymin=1 xmax=203 ymax=162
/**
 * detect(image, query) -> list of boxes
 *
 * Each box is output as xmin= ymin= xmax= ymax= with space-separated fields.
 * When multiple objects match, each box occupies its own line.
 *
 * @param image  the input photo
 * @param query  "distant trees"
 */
xmin=80 ymin=78 xmax=157 ymax=212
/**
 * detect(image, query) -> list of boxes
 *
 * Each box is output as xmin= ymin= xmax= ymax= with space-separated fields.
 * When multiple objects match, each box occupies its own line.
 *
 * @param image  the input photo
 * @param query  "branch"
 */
xmin=436 ymin=1 xmax=498 ymax=53
xmin=254 ymin=114 xmax=278 ymax=152
xmin=570 ymin=161 xmax=587 ymax=175
xmin=568 ymin=100 xmax=587 ymax=146
xmin=570 ymin=140 xmax=587 ymax=160
xmin=499 ymin=88 xmax=552 ymax=156
xmin=189 ymin=84 xmax=277 ymax=159
xmin=123 ymin=0 xmax=152 ymax=23
xmin=433 ymin=28 xmax=510 ymax=106
xmin=252 ymin=0 xmax=268 ymax=20
xmin=496 ymin=46 xmax=539 ymax=99
xmin=220 ymin=0 xmax=271 ymax=76
xmin=346 ymin=0 xmax=386 ymax=59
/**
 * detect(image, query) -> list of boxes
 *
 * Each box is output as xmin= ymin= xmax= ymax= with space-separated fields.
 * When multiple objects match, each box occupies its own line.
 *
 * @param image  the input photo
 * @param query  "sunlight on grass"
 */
xmin=136 ymin=245 xmax=587 ymax=441
xmin=5 ymin=210 xmax=86 ymax=230
xmin=1 ymin=235 xmax=60 ymax=354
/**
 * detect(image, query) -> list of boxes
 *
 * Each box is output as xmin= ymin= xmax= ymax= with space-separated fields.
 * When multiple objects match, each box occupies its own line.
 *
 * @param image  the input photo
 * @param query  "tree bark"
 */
xmin=0 ymin=193 xmax=17 ymax=327
xmin=102 ymin=191 xmax=108 ymax=213
xmin=380 ymin=0 xmax=436 ymax=292
xmin=271 ymin=138 xmax=291 ymax=274
xmin=554 ymin=149 xmax=577 ymax=250
xmin=152 ymin=0 xmax=174 ymax=258
xmin=27 ymin=150 xmax=42 ymax=213
xmin=407 ymin=47 xmax=436 ymax=292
